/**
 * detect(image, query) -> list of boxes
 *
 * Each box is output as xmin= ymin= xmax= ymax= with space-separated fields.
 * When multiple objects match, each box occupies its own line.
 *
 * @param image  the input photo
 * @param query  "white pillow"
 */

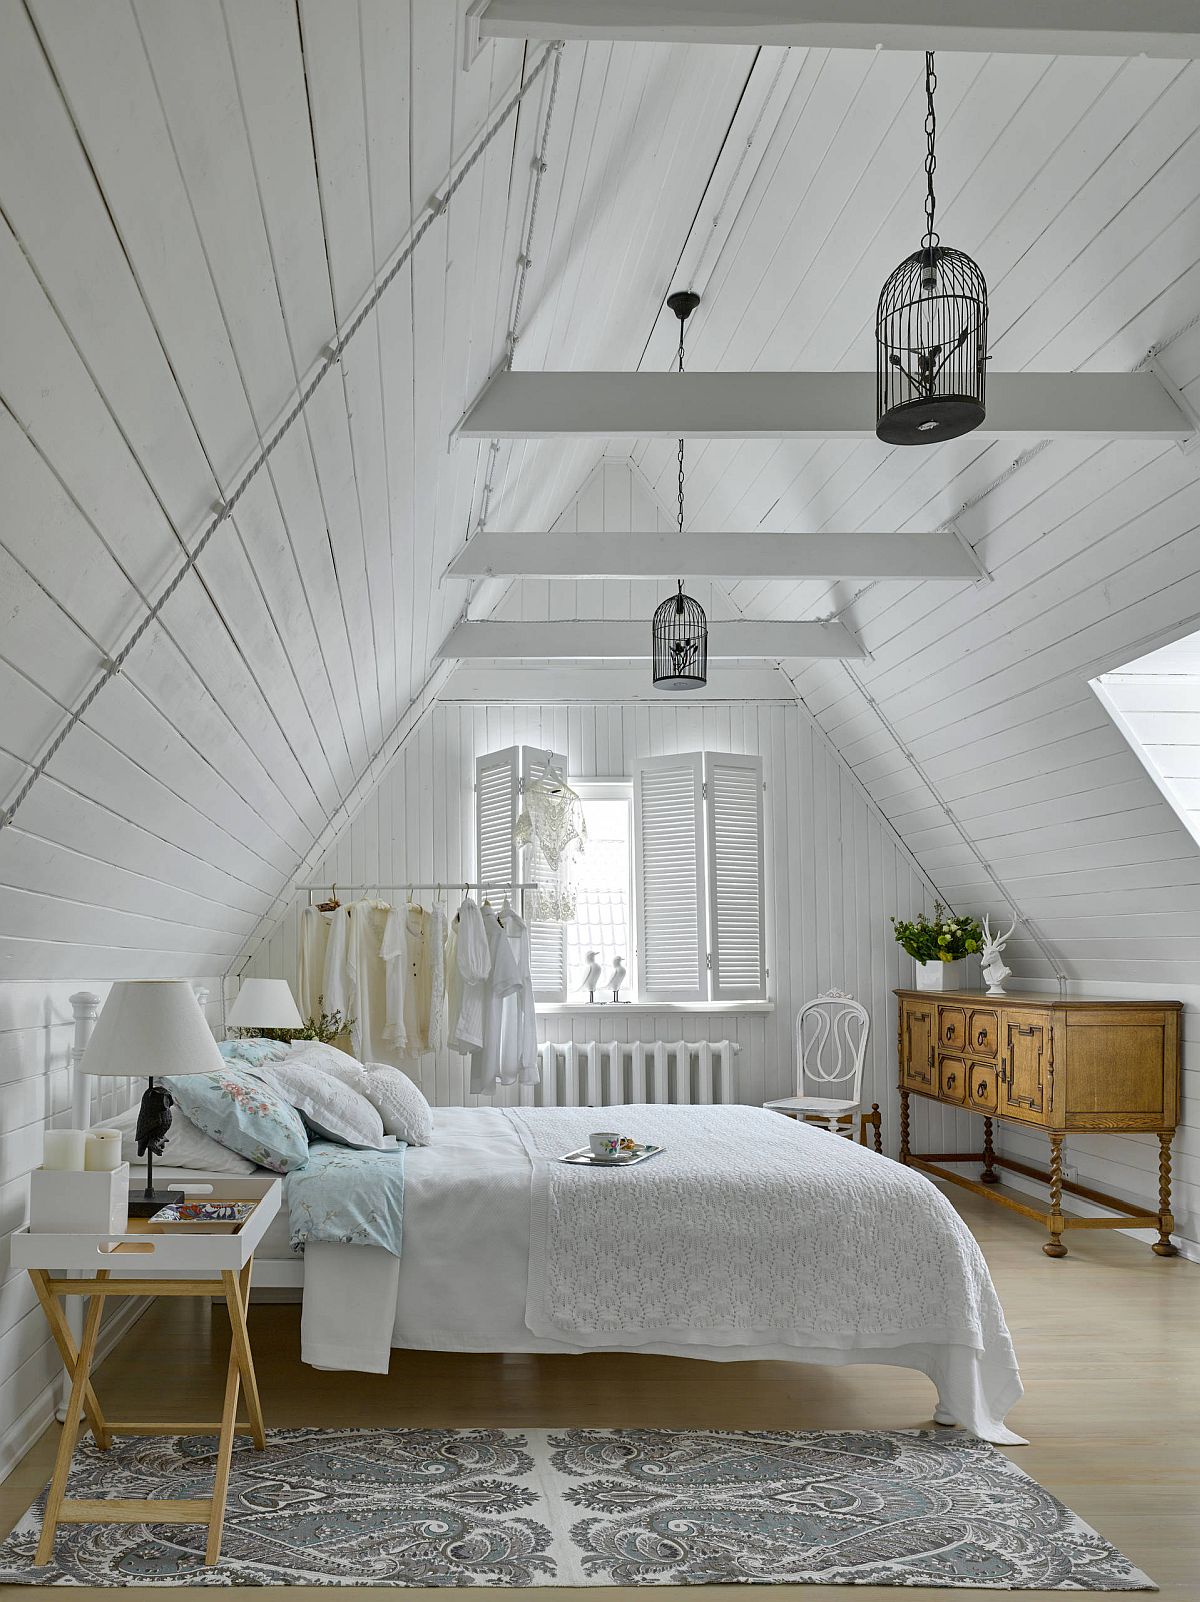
xmin=360 ymin=1064 xmax=433 ymax=1146
xmin=253 ymin=1058 xmax=388 ymax=1150
xmin=286 ymin=1041 xmax=433 ymax=1146
xmin=98 ymin=1105 xmax=257 ymax=1176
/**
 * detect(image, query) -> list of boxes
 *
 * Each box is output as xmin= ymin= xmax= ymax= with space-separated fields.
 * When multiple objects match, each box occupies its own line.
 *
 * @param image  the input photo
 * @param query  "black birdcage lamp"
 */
xmin=653 ymin=290 xmax=708 ymax=690
xmin=876 ymin=54 xmax=988 ymax=446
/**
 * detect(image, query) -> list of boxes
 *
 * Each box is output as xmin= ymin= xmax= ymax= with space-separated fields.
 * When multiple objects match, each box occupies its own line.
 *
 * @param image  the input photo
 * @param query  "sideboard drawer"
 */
xmin=968 ymin=1008 xmax=998 ymax=1058
xmin=967 ymin=1062 xmax=999 ymax=1113
xmin=939 ymin=1056 xmax=967 ymax=1104
xmin=939 ymin=1006 xmax=967 ymax=1052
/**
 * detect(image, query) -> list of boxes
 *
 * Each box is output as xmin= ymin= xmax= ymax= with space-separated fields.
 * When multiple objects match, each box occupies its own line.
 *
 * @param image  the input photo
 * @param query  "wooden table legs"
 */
xmin=1153 ymin=1131 xmax=1180 ymax=1257
xmin=1043 ymin=1134 xmax=1068 ymax=1257
xmin=29 ymin=1259 xmax=265 ymax=1569
xmin=980 ymin=1116 xmax=999 ymax=1185
xmin=898 ymin=1087 xmax=910 ymax=1163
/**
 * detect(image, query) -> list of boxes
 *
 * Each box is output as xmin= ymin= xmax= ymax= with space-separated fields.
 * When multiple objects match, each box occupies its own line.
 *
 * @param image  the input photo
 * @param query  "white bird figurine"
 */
xmin=607 ymin=956 xmax=627 ymax=1003
xmin=579 ymin=952 xmax=602 ymax=1003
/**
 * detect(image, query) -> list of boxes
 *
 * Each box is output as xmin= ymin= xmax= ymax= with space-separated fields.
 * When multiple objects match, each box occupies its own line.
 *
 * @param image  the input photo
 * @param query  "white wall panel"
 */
xmin=243 ymin=695 xmax=969 ymax=1159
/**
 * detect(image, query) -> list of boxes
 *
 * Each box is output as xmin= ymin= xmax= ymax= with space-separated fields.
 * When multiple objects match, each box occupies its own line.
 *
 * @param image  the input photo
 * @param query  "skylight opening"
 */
xmin=1091 ymin=629 xmax=1200 ymax=852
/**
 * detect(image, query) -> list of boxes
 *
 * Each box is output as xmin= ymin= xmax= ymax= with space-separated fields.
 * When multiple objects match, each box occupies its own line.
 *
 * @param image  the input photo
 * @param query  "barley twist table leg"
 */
xmin=1152 ymin=1131 xmax=1179 ymax=1257
xmin=898 ymin=1088 xmax=910 ymax=1164
xmin=980 ymin=1116 xmax=999 ymax=1184
xmin=1043 ymin=1133 xmax=1068 ymax=1258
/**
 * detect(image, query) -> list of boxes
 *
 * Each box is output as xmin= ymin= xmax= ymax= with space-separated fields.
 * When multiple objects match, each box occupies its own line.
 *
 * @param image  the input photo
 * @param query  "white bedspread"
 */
xmin=302 ymin=1104 xmax=1024 ymax=1444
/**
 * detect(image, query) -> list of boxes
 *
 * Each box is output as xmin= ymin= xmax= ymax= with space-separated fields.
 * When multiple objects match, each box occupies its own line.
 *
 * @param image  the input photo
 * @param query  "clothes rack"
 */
xmin=302 ymin=882 xmax=537 ymax=908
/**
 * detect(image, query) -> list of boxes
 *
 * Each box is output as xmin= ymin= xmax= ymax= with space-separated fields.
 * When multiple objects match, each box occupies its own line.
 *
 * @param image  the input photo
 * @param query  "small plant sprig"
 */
xmin=239 ymin=996 xmax=354 ymax=1046
xmin=891 ymin=902 xmax=983 ymax=964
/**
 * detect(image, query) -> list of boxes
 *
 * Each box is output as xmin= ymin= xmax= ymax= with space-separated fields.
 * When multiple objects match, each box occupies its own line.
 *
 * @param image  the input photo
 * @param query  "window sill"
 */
xmin=535 ymin=1001 xmax=774 ymax=1016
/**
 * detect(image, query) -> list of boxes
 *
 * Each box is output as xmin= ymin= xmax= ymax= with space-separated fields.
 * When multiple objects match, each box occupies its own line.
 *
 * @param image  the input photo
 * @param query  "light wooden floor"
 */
xmin=3 ymin=1189 xmax=1197 ymax=1600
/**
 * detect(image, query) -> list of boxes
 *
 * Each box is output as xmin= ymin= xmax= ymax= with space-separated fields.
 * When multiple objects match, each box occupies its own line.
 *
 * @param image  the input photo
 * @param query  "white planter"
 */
xmin=913 ymin=956 xmax=979 ymax=992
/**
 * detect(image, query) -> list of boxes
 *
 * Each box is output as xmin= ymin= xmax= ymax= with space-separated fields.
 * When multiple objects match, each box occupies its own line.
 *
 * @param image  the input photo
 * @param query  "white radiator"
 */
xmin=526 ymin=1039 xmax=738 ymax=1108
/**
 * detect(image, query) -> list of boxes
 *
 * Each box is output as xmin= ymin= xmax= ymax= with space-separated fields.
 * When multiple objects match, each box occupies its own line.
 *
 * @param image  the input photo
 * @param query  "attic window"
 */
xmin=1091 ymin=631 xmax=1200 ymax=851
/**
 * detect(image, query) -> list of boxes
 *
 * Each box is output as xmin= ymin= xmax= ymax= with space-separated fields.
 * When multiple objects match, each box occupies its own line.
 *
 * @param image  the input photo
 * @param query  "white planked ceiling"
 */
xmin=1 ymin=5 xmax=1199 ymax=983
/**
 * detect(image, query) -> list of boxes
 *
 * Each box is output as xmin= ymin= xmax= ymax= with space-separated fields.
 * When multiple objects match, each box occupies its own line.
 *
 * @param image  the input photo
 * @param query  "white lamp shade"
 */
xmin=80 ymin=980 xmax=225 ymax=1078
xmin=227 ymin=978 xmax=304 ymax=1030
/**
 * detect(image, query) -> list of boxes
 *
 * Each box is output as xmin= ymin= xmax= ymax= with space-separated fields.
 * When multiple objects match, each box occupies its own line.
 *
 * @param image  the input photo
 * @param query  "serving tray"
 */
xmin=559 ymin=1143 xmax=664 ymax=1167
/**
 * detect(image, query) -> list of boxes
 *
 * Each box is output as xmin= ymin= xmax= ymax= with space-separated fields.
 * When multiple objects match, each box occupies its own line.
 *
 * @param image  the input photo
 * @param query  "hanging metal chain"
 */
xmin=922 ymin=50 xmax=939 ymax=249
xmin=676 ymin=313 xmax=687 ymax=538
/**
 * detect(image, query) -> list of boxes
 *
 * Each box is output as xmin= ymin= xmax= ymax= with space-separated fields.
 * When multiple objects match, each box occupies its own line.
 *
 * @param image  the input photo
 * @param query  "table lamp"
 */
xmin=227 ymin=978 xmax=304 ymax=1032
xmin=80 ymin=980 xmax=225 ymax=1217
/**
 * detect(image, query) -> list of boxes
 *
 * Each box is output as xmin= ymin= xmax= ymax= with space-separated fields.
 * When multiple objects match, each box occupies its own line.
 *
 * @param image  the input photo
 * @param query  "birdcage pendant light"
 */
xmin=876 ymin=53 xmax=988 ymax=446
xmin=652 ymin=290 xmax=708 ymax=690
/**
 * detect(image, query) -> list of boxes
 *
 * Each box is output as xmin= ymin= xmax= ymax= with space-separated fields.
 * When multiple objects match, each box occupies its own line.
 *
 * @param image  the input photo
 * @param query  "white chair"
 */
xmin=764 ymin=989 xmax=881 ymax=1151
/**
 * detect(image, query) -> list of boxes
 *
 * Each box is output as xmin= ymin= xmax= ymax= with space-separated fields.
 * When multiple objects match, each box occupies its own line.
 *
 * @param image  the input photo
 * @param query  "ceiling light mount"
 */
xmin=653 ymin=290 xmax=708 ymax=691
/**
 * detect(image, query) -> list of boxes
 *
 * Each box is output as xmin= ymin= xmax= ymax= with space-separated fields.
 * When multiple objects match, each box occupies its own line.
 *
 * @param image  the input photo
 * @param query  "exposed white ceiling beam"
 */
xmin=457 ymin=371 xmax=1192 ymax=442
xmin=436 ymin=619 xmax=865 ymax=660
xmin=441 ymin=665 xmax=797 ymax=700
xmin=470 ymin=1 xmax=1200 ymax=59
xmin=448 ymin=530 xmax=980 ymax=581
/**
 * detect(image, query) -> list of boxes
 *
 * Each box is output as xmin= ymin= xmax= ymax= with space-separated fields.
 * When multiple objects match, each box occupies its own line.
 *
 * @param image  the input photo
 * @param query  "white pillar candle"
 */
xmin=42 ymin=1129 xmax=87 ymax=1171
xmin=84 ymin=1129 xmax=122 ymax=1172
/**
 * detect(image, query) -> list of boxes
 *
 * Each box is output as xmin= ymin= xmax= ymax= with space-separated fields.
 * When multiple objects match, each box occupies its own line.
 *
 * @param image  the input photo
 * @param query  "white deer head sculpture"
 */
xmin=980 ymin=914 xmax=1017 ymax=996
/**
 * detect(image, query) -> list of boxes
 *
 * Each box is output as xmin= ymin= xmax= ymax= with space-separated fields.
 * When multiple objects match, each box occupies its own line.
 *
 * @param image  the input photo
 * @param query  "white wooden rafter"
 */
xmin=436 ymin=619 xmax=865 ymax=660
xmin=456 ymin=371 xmax=1194 ymax=442
xmin=448 ymin=529 xmax=982 ymax=581
xmin=468 ymin=1 xmax=1200 ymax=59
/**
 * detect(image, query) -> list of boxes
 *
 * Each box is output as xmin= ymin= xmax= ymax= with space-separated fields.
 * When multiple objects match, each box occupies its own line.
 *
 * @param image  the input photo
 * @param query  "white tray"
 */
xmin=559 ymin=1144 xmax=664 ymax=1167
xmin=10 ymin=1175 xmax=281 ymax=1274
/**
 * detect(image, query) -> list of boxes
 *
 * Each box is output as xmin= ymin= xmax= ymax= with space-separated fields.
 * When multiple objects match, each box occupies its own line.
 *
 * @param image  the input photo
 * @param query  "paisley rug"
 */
xmin=0 ymin=1426 xmax=1152 ymax=1588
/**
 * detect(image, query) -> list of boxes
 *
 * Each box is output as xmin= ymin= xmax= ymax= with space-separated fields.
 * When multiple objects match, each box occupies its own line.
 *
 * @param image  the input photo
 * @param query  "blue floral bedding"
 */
xmin=285 ymin=1140 xmax=406 ymax=1257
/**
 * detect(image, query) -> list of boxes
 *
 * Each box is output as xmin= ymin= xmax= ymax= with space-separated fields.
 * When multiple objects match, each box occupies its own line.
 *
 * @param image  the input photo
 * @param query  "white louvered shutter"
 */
xmin=705 ymin=753 xmax=766 ymax=1001
xmin=521 ymin=746 xmax=569 ymax=1002
xmin=475 ymin=746 xmax=519 ymax=888
xmin=633 ymin=753 xmax=707 ymax=1003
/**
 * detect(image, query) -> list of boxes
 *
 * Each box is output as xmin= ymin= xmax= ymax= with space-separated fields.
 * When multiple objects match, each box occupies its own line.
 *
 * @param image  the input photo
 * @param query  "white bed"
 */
xmin=285 ymin=1104 xmax=1024 ymax=1444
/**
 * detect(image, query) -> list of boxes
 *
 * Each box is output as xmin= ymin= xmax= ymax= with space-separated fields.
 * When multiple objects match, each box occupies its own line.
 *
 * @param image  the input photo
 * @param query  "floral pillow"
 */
xmin=164 ymin=1066 xmax=309 ymax=1173
xmin=218 ymin=1037 xmax=291 ymax=1069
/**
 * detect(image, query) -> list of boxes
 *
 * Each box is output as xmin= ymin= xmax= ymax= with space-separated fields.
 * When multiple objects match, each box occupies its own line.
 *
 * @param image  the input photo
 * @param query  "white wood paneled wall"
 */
xmin=783 ymin=322 xmax=1200 ymax=1249
xmin=242 ymin=697 xmax=974 ymax=1160
xmin=0 ymin=980 xmax=222 ymax=1479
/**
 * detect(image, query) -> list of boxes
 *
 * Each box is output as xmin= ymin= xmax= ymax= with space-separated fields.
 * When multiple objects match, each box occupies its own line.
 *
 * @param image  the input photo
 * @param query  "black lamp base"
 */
xmin=127 ymin=1188 xmax=180 ymax=1219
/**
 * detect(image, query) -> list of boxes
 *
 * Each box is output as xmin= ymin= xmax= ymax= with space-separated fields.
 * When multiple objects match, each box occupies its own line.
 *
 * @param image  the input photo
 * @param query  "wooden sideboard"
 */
xmin=895 ymin=989 xmax=1182 ymax=1257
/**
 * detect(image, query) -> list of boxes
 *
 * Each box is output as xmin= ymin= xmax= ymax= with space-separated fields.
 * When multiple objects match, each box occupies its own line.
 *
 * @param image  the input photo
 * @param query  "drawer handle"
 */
xmin=946 ymin=1072 xmax=957 ymax=1088
xmin=976 ymin=1030 xmax=987 ymax=1045
xmin=945 ymin=1024 xmax=956 ymax=1038
xmin=976 ymin=1080 xmax=988 ymax=1098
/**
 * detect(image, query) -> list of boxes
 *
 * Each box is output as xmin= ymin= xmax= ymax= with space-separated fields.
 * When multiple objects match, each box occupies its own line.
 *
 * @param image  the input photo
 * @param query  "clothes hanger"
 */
xmin=317 ymin=884 xmax=340 ymax=913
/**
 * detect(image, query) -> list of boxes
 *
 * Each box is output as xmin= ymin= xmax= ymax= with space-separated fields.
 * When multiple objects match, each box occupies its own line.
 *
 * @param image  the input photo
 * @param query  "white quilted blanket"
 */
xmin=507 ymin=1103 xmax=1024 ymax=1443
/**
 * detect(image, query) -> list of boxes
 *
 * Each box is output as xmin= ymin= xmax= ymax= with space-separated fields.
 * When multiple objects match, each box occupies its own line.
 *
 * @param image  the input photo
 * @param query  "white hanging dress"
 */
xmin=448 ymin=897 xmax=490 ymax=1054
xmin=345 ymin=899 xmax=390 ymax=1063
xmin=297 ymin=905 xmax=331 ymax=1024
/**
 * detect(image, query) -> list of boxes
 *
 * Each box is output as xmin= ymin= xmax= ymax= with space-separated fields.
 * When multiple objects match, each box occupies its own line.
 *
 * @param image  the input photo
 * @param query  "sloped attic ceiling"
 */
xmin=2 ymin=5 xmax=1199 ymax=984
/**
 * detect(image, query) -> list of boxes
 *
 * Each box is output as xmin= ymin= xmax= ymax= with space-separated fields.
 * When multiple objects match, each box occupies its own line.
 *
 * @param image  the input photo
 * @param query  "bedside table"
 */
xmin=12 ymin=1175 xmax=280 ymax=1567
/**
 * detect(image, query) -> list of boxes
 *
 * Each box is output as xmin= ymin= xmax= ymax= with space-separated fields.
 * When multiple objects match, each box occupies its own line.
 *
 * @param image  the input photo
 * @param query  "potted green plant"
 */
xmin=891 ymin=903 xmax=984 ymax=992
